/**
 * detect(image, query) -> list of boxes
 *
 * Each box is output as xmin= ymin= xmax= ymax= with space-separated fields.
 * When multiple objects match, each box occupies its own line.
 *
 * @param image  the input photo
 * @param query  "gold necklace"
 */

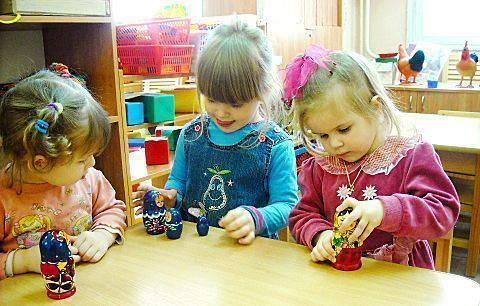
xmin=343 ymin=160 xmax=367 ymax=194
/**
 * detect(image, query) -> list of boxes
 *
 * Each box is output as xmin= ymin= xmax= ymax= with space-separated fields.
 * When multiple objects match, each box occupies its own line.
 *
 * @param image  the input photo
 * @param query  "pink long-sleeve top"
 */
xmin=0 ymin=167 xmax=127 ymax=279
xmin=289 ymin=136 xmax=460 ymax=269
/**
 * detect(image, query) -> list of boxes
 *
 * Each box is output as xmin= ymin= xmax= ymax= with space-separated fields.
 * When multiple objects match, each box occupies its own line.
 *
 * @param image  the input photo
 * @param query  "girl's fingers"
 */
xmin=72 ymin=255 xmax=81 ymax=263
xmin=358 ymin=224 xmax=376 ymax=242
xmin=349 ymin=218 xmax=368 ymax=242
xmin=227 ymin=224 xmax=251 ymax=239
xmin=238 ymin=232 xmax=255 ymax=245
xmin=336 ymin=197 xmax=358 ymax=212
xmin=339 ymin=208 xmax=362 ymax=233
xmin=82 ymin=247 xmax=97 ymax=262
xmin=310 ymin=246 xmax=324 ymax=262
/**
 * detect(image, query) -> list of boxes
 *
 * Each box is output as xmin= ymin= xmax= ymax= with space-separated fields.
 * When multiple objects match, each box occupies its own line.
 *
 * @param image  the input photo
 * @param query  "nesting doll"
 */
xmin=166 ymin=208 xmax=183 ymax=239
xmin=196 ymin=215 xmax=209 ymax=236
xmin=331 ymin=207 xmax=363 ymax=271
xmin=39 ymin=230 xmax=76 ymax=300
xmin=143 ymin=190 xmax=166 ymax=235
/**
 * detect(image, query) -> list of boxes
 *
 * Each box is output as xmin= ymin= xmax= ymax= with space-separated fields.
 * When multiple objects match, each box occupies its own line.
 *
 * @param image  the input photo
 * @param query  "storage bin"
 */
xmin=116 ymin=18 xmax=190 ymax=45
xmin=118 ymin=45 xmax=194 ymax=76
xmin=137 ymin=93 xmax=175 ymax=123
xmin=125 ymin=101 xmax=144 ymax=126
xmin=155 ymin=126 xmax=182 ymax=151
xmin=189 ymin=30 xmax=208 ymax=70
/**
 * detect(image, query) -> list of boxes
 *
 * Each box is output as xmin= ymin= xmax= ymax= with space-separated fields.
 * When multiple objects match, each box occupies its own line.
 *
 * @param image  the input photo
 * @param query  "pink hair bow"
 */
xmin=283 ymin=44 xmax=333 ymax=100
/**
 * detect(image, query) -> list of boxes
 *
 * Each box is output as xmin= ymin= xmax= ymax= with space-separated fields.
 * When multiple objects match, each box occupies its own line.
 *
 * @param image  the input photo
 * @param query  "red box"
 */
xmin=144 ymin=137 xmax=169 ymax=165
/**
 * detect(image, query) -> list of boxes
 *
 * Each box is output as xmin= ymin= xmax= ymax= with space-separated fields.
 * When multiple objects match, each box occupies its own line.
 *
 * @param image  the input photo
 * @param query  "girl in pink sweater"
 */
xmin=285 ymin=45 xmax=459 ymax=269
xmin=0 ymin=70 xmax=126 ymax=280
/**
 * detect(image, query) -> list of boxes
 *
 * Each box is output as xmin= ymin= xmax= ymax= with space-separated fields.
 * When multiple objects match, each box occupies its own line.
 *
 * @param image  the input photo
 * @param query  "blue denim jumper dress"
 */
xmin=181 ymin=116 xmax=289 ymax=232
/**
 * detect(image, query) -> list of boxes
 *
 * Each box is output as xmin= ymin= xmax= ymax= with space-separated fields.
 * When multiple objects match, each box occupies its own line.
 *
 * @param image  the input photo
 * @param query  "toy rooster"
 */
xmin=456 ymin=41 xmax=478 ymax=88
xmin=398 ymin=44 xmax=425 ymax=84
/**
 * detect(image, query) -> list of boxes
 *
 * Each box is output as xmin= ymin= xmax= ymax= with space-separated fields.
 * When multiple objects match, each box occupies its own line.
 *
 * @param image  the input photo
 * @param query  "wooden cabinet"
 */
xmin=262 ymin=0 xmax=342 ymax=69
xmin=0 ymin=14 xmax=129 ymax=212
xmin=387 ymin=85 xmax=480 ymax=114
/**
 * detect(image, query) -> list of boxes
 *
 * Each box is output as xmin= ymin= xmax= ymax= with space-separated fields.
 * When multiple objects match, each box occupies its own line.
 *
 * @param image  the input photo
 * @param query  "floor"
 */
xmin=450 ymin=246 xmax=480 ymax=283
xmin=448 ymin=217 xmax=480 ymax=283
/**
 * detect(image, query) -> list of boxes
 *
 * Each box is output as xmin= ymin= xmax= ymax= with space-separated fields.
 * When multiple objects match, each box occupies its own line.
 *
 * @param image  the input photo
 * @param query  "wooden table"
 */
xmin=402 ymin=113 xmax=480 ymax=276
xmin=1 ymin=222 xmax=479 ymax=305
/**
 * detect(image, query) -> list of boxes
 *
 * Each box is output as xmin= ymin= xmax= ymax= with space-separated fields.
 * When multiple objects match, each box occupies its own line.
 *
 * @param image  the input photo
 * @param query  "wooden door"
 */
xmin=417 ymin=91 xmax=480 ymax=114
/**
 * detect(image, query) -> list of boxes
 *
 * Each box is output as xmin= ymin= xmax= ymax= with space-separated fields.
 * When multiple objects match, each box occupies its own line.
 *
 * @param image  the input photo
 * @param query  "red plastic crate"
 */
xmin=118 ymin=45 xmax=194 ymax=76
xmin=116 ymin=18 xmax=190 ymax=45
xmin=189 ymin=30 xmax=209 ymax=69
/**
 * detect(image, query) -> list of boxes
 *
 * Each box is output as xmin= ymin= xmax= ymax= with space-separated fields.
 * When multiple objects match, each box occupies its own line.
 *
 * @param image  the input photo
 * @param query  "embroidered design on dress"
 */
xmin=337 ymin=184 xmax=352 ymax=200
xmin=362 ymin=185 xmax=377 ymax=200
xmin=202 ymin=165 xmax=231 ymax=212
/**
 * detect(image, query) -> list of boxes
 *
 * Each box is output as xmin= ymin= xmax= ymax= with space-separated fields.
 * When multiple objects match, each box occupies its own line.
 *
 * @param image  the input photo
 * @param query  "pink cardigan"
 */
xmin=289 ymin=138 xmax=460 ymax=269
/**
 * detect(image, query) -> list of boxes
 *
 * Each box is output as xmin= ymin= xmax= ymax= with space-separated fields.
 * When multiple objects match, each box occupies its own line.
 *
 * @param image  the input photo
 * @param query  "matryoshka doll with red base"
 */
xmin=39 ymin=230 xmax=76 ymax=300
xmin=143 ymin=190 xmax=166 ymax=235
xmin=331 ymin=207 xmax=363 ymax=271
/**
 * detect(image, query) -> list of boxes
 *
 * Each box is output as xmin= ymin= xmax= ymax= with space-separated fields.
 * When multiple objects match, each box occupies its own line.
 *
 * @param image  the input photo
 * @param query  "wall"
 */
xmin=342 ymin=0 xmax=408 ymax=56
xmin=0 ymin=31 xmax=45 ymax=83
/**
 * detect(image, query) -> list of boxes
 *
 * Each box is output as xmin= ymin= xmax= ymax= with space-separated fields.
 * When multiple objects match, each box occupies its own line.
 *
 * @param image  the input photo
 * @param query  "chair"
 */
xmin=432 ymin=229 xmax=454 ymax=272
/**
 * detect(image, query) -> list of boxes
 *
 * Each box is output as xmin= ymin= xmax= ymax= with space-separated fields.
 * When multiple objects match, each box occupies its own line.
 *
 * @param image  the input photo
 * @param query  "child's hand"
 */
xmin=336 ymin=198 xmax=384 ymax=243
xmin=12 ymin=245 xmax=42 ymax=275
xmin=218 ymin=208 xmax=255 ymax=245
xmin=311 ymin=230 xmax=336 ymax=263
xmin=132 ymin=185 xmax=178 ymax=214
xmin=70 ymin=229 xmax=116 ymax=263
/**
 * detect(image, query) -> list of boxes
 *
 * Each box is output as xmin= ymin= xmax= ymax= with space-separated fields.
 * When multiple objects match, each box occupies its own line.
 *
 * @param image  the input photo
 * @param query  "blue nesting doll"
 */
xmin=39 ymin=230 xmax=76 ymax=300
xmin=197 ymin=215 xmax=209 ymax=236
xmin=143 ymin=190 xmax=166 ymax=235
xmin=166 ymin=208 xmax=183 ymax=239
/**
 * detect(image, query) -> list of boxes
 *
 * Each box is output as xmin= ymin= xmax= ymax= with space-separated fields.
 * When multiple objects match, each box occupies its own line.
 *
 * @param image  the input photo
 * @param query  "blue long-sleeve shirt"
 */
xmin=165 ymin=119 xmax=298 ymax=236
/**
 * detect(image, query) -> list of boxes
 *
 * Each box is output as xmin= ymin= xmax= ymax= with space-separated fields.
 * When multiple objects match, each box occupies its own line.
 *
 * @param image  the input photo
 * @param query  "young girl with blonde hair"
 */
xmin=0 ymin=70 xmax=126 ymax=279
xmin=134 ymin=19 xmax=298 ymax=244
xmin=286 ymin=45 xmax=459 ymax=269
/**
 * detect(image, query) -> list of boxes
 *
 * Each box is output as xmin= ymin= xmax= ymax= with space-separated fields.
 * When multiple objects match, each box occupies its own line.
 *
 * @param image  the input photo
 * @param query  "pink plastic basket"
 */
xmin=189 ymin=30 xmax=209 ymax=70
xmin=118 ymin=45 xmax=194 ymax=75
xmin=116 ymin=18 xmax=190 ymax=45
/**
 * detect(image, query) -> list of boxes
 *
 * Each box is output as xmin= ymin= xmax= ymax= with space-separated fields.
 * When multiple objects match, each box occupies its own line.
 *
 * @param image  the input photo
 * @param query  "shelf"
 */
xmin=129 ymin=149 xmax=174 ymax=184
xmin=123 ymin=73 xmax=194 ymax=83
xmin=108 ymin=115 xmax=120 ymax=123
xmin=0 ymin=15 xmax=112 ymax=30
xmin=126 ymin=113 xmax=197 ymax=132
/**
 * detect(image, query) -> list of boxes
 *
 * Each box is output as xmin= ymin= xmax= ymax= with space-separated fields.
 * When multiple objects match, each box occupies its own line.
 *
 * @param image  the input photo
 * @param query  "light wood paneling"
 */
xmin=202 ymin=0 xmax=256 ymax=16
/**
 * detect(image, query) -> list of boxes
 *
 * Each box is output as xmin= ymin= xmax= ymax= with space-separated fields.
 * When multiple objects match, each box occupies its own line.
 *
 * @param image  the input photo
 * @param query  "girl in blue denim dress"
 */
xmin=133 ymin=19 xmax=298 ymax=244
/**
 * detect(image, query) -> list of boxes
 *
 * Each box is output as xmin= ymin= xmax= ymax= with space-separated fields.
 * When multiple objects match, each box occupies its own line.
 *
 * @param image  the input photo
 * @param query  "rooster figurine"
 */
xmin=456 ymin=41 xmax=478 ymax=88
xmin=398 ymin=44 xmax=425 ymax=84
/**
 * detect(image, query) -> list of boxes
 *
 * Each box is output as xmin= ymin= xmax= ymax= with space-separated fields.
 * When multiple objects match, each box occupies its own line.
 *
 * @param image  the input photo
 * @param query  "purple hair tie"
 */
xmin=283 ymin=44 xmax=334 ymax=101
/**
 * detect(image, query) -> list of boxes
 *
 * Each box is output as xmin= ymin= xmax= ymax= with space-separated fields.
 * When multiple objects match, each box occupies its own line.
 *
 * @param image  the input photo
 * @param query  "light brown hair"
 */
xmin=0 ymin=70 xmax=110 ymax=188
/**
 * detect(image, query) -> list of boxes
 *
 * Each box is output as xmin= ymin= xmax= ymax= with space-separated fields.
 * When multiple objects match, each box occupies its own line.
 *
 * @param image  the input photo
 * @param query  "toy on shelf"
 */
xmin=143 ymin=190 xmax=167 ymax=235
xmin=144 ymin=136 xmax=169 ymax=165
xmin=331 ymin=208 xmax=363 ymax=271
xmin=166 ymin=208 xmax=183 ymax=239
xmin=398 ymin=44 xmax=425 ymax=85
xmin=456 ymin=41 xmax=478 ymax=88
xmin=196 ymin=215 xmax=209 ymax=236
xmin=39 ymin=230 xmax=76 ymax=300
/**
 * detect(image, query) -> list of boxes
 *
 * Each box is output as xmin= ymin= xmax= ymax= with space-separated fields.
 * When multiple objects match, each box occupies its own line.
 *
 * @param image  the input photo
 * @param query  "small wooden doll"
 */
xmin=166 ymin=208 xmax=183 ymax=239
xmin=39 ymin=230 xmax=76 ymax=300
xmin=331 ymin=207 xmax=363 ymax=271
xmin=196 ymin=215 xmax=209 ymax=236
xmin=143 ymin=190 xmax=166 ymax=235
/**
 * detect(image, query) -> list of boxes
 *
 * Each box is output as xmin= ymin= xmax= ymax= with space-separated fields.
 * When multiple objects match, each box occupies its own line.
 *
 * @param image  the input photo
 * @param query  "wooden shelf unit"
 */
xmin=0 ymin=12 xmax=130 ymax=216
xmin=119 ymin=71 xmax=198 ymax=225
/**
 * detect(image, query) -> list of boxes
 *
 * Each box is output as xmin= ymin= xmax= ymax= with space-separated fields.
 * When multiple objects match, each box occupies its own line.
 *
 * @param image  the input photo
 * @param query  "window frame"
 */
xmin=407 ymin=0 xmax=480 ymax=50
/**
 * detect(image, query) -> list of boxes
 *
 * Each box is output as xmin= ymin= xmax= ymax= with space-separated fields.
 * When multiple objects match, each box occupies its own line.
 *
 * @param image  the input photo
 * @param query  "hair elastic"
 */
xmin=47 ymin=102 xmax=64 ymax=115
xmin=35 ymin=119 xmax=49 ymax=134
xmin=283 ymin=44 xmax=334 ymax=101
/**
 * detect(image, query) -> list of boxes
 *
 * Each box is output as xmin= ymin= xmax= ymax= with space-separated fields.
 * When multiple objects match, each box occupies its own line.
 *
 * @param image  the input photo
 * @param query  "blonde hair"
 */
xmin=196 ymin=18 xmax=282 ymax=122
xmin=0 ymin=70 xmax=110 ymax=188
xmin=292 ymin=51 xmax=402 ymax=156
